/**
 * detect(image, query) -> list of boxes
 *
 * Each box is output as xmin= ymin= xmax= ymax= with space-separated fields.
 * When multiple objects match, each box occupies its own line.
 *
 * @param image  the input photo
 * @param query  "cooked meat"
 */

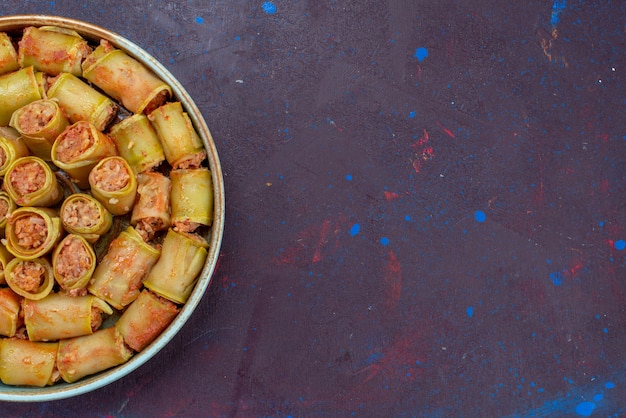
xmin=55 ymin=123 xmax=93 ymax=163
xmin=13 ymin=214 xmax=47 ymax=249
xmin=8 ymin=161 xmax=46 ymax=196
xmin=16 ymin=101 xmax=55 ymax=134
xmin=174 ymin=150 xmax=206 ymax=170
xmin=54 ymin=235 xmax=91 ymax=283
xmin=173 ymin=220 xmax=201 ymax=234
xmin=90 ymin=306 xmax=103 ymax=332
xmin=91 ymin=158 xmax=130 ymax=192
xmin=0 ymin=198 xmax=9 ymax=222
xmin=62 ymin=197 xmax=101 ymax=229
xmin=11 ymin=261 xmax=45 ymax=293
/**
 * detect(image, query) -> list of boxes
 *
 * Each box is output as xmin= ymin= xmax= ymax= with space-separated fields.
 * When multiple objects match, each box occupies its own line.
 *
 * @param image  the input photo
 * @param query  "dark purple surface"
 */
xmin=2 ymin=1 xmax=625 ymax=416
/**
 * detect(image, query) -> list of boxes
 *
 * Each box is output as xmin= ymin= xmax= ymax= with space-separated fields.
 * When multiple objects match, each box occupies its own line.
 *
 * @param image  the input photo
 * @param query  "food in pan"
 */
xmin=0 ymin=23 xmax=216 ymax=388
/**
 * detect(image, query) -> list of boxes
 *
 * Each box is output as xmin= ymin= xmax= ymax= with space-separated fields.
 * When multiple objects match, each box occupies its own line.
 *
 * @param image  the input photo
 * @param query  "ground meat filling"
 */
xmin=11 ymin=261 xmax=45 ymax=293
xmin=91 ymin=158 xmax=129 ymax=192
xmin=90 ymin=307 xmax=103 ymax=332
xmin=54 ymin=235 xmax=91 ymax=285
xmin=0 ymin=198 xmax=9 ymax=222
xmin=173 ymin=220 xmax=201 ymax=233
xmin=55 ymin=123 xmax=94 ymax=163
xmin=174 ymin=150 xmax=207 ymax=170
xmin=8 ymin=161 xmax=46 ymax=196
xmin=16 ymin=101 xmax=56 ymax=134
xmin=62 ymin=198 xmax=101 ymax=229
xmin=14 ymin=214 xmax=47 ymax=250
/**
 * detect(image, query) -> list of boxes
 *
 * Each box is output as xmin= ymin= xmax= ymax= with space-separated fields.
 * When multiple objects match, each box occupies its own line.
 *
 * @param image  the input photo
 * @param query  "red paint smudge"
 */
xmin=411 ymin=130 xmax=433 ymax=173
xmin=273 ymin=216 xmax=345 ymax=266
xmin=600 ymin=179 xmax=610 ymax=194
xmin=416 ymin=64 xmax=422 ymax=81
xmin=383 ymin=251 xmax=402 ymax=311
xmin=312 ymin=219 xmax=331 ymax=263
xmin=436 ymin=121 xmax=455 ymax=138
xmin=384 ymin=191 xmax=400 ymax=200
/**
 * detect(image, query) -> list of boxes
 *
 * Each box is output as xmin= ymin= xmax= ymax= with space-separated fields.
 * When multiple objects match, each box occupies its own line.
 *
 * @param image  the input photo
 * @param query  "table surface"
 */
xmin=2 ymin=1 xmax=625 ymax=416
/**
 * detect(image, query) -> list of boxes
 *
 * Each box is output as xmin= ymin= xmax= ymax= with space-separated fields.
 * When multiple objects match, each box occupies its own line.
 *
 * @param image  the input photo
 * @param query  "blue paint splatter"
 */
xmin=350 ymin=224 xmax=360 ymax=237
xmin=474 ymin=210 xmax=486 ymax=223
xmin=195 ymin=16 xmax=204 ymax=24
xmin=614 ymin=239 xmax=626 ymax=251
xmin=575 ymin=401 xmax=595 ymax=416
xmin=380 ymin=237 xmax=390 ymax=246
xmin=466 ymin=306 xmax=474 ymax=318
xmin=414 ymin=47 xmax=429 ymax=62
xmin=606 ymin=382 xmax=615 ymax=389
xmin=593 ymin=393 xmax=603 ymax=402
xmin=550 ymin=271 xmax=563 ymax=286
xmin=409 ymin=111 xmax=416 ymax=118
xmin=404 ymin=215 xmax=411 ymax=221
xmin=550 ymin=0 xmax=567 ymax=27
xmin=346 ymin=174 xmax=353 ymax=181
xmin=262 ymin=1 xmax=277 ymax=14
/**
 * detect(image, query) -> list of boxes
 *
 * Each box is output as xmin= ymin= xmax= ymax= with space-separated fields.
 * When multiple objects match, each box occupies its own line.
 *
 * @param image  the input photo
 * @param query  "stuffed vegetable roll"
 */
xmin=46 ymin=72 xmax=117 ymax=131
xmin=131 ymin=171 xmax=171 ymax=242
xmin=89 ymin=156 xmax=137 ymax=216
xmin=51 ymin=121 xmax=118 ymax=188
xmin=60 ymin=193 xmax=112 ymax=244
xmin=52 ymin=234 xmax=97 ymax=292
xmin=0 ymin=127 xmax=30 ymax=177
xmin=108 ymin=113 xmax=165 ymax=173
xmin=0 ymin=32 xmax=19 ymax=75
xmin=170 ymin=167 xmax=213 ymax=232
xmin=143 ymin=229 xmax=208 ymax=304
xmin=148 ymin=101 xmax=206 ymax=169
xmin=4 ymin=257 xmax=54 ymax=300
xmin=4 ymin=206 xmax=63 ymax=261
xmin=88 ymin=226 xmax=161 ymax=310
xmin=2 ymin=156 xmax=63 ymax=207
xmin=0 ymin=191 xmax=16 ymax=238
xmin=56 ymin=326 xmax=133 ymax=383
xmin=82 ymin=39 xmax=171 ymax=114
xmin=116 ymin=289 xmax=179 ymax=352
xmin=0 ymin=339 xmax=59 ymax=387
xmin=0 ymin=242 xmax=14 ymax=285
xmin=18 ymin=26 xmax=91 ymax=76
xmin=23 ymin=293 xmax=112 ymax=342
xmin=9 ymin=98 xmax=70 ymax=161
xmin=0 ymin=66 xmax=42 ymax=126
xmin=0 ymin=287 xmax=21 ymax=337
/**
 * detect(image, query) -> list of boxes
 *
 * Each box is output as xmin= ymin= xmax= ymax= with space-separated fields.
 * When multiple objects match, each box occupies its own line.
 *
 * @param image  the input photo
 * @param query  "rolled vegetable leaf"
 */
xmin=0 ymin=32 xmax=19 ymax=75
xmin=108 ymin=113 xmax=165 ymax=173
xmin=0 ymin=126 xmax=30 ymax=177
xmin=130 ymin=171 xmax=171 ymax=242
xmin=0 ymin=242 xmax=14 ymax=285
xmin=0 ymin=339 xmax=59 ymax=387
xmin=56 ymin=326 xmax=133 ymax=383
xmin=0 ymin=66 xmax=42 ymax=126
xmin=2 ymin=156 xmax=63 ymax=207
xmin=4 ymin=257 xmax=54 ymax=301
xmin=82 ymin=39 xmax=171 ymax=114
xmin=143 ymin=229 xmax=208 ymax=304
xmin=4 ymin=206 xmax=63 ymax=260
xmin=0 ymin=288 xmax=21 ymax=337
xmin=116 ymin=289 xmax=179 ymax=352
xmin=170 ymin=167 xmax=214 ymax=232
xmin=148 ymin=101 xmax=206 ymax=169
xmin=60 ymin=193 xmax=113 ymax=243
xmin=23 ymin=293 xmax=112 ymax=342
xmin=17 ymin=26 xmax=91 ymax=76
xmin=51 ymin=121 xmax=118 ymax=188
xmin=0 ymin=191 xmax=16 ymax=239
xmin=89 ymin=156 xmax=137 ymax=216
xmin=47 ymin=72 xmax=117 ymax=131
xmin=9 ymin=98 xmax=70 ymax=161
xmin=88 ymin=226 xmax=161 ymax=310
xmin=52 ymin=234 xmax=97 ymax=291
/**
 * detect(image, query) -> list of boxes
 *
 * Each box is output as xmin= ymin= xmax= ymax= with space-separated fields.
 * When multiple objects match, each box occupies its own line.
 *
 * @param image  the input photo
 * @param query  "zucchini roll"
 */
xmin=4 ymin=207 xmax=63 ymax=260
xmin=0 ymin=191 xmax=16 ymax=237
xmin=0 ymin=32 xmax=19 ymax=75
xmin=56 ymin=326 xmax=133 ymax=383
xmin=82 ymin=39 xmax=171 ymax=114
xmin=9 ymin=98 xmax=70 ymax=161
xmin=0 ymin=287 xmax=21 ymax=337
xmin=131 ymin=171 xmax=171 ymax=242
xmin=170 ymin=167 xmax=214 ymax=232
xmin=4 ymin=257 xmax=54 ymax=301
xmin=60 ymin=193 xmax=112 ymax=243
xmin=46 ymin=72 xmax=117 ymax=131
xmin=148 ymin=101 xmax=206 ymax=169
xmin=143 ymin=229 xmax=208 ymax=304
xmin=52 ymin=234 xmax=97 ymax=291
xmin=23 ymin=293 xmax=112 ymax=342
xmin=0 ymin=66 xmax=42 ymax=126
xmin=0 ymin=339 xmax=59 ymax=387
xmin=108 ymin=113 xmax=165 ymax=173
xmin=88 ymin=226 xmax=161 ymax=310
xmin=0 ymin=242 xmax=14 ymax=285
xmin=0 ymin=127 xmax=30 ymax=177
xmin=116 ymin=289 xmax=179 ymax=352
xmin=3 ymin=156 xmax=63 ymax=207
xmin=88 ymin=156 xmax=137 ymax=216
xmin=18 ymin=26 xmax=91 ymax=76
xmin=51 ymin=121 xmax=118 ymax=188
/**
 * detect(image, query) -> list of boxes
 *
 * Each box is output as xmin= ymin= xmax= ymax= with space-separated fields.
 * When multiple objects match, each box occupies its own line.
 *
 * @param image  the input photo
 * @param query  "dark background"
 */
xmin=1 ymin=0 xmax=625 ymax=416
